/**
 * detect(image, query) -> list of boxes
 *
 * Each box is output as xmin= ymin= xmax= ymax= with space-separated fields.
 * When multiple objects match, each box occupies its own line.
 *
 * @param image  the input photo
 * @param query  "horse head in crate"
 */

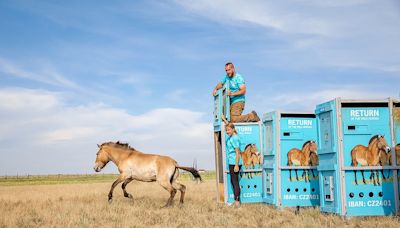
xmin=351 ymin=135 xmax=391 ymax=185
xmin=287 ymin=140 xmax=317 ymax=182
xmin=241 ymin=144 xmax=260 ymax=178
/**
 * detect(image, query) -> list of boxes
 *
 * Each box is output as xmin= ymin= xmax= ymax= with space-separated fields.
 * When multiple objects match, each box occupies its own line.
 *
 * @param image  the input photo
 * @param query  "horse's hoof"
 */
xmin=108 ymin=199 xmax=113 ymax=204
xmin=124 ymin=194 xmax=133 ymax=199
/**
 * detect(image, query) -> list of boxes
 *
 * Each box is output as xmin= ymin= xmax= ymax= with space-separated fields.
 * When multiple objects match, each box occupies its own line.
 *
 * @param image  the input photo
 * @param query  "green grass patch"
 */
xmin=0 ymin=171 xmax=215 ymax=186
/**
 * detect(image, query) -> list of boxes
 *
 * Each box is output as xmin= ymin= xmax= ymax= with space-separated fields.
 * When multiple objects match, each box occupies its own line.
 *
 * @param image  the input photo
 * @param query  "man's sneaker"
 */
xmin=252 ymin=111 xmax=260 ymax=122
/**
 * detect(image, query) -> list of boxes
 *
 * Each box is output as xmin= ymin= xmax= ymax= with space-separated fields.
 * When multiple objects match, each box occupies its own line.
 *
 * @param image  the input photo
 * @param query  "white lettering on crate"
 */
xmin=243 ymin=192 xmax=261 ymax=198
xmin=236 ymin=126 xmax=253 ymax=134
xmin=348 ymin=200 xmax=392 ymax=207
xmin=288 ymin=119 xmax=313 ymax=129
xmin=350 ymin=109 xmax=380 ymax=121
xmin=283 ymin=194 xmax=319 ymax=200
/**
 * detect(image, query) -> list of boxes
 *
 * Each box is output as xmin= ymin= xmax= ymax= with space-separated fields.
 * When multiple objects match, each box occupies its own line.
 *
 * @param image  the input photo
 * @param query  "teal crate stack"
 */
xmin=315 ymin=98 xmax=399 ymax=216
xmin=262 ymin=111 xmax=320 ymax=208
xmin=213 ymin=83 xmax=263 ymax=204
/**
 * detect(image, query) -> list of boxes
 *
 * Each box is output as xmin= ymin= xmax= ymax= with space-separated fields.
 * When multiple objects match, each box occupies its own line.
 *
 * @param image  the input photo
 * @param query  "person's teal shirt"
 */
xmin=221 ymin=73 xmax=245 ymax=104
xmin=226 ymin=134 xmax=243 ymax=165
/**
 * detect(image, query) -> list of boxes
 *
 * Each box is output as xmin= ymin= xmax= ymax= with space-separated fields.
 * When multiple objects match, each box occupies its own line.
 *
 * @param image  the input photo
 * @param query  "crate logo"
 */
xmin=287 ymin=119 xmax=313 ymax=129
xmin=350 ymin=109 xmax=379 ymax=121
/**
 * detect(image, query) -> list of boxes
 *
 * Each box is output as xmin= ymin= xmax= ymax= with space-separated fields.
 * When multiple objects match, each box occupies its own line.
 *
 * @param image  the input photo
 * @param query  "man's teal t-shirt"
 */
xmin=226 ymin=134 xmax=243 ymax=165
xmin=221 ymin=73 xmax=245 ymax=104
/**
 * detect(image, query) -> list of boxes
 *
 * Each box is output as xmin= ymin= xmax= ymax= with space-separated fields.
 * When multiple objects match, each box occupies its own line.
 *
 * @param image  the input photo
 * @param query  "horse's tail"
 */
xmin=176 ymin=166 xmax=203 ymax=182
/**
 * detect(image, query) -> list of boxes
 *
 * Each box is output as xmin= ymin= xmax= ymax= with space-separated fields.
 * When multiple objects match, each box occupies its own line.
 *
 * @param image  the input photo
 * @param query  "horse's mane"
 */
xmin=368 ymin=135 xmax=381 ymax=145
xmin=100 ymin=141 xmax=136 ymax=151
xmin=244 ymin=144 xmax=254 ymax=151
xmin=302 ymin=140 xmax=312 ymax=149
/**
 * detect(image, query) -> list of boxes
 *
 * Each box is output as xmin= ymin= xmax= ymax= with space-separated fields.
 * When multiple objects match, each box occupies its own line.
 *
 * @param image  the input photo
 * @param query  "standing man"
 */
xmin=212 ymin=62 xmax=260 ymax=123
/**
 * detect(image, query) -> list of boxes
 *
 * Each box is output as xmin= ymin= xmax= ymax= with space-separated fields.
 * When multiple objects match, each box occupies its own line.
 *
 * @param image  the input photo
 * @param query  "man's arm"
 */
xmin=213 ymin=82 xmax=223 ymax=96
xmin=229 ymin=84 xmax=246 ymax=96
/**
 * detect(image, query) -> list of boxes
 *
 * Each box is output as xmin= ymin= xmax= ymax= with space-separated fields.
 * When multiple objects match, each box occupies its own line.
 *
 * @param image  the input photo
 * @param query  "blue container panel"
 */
xmin=319 ymin=171 xmax=340 ymax=214
xmin=280 ymin=117 xmax=318 ymax=166
xmin=263 ymin=169 xmax=275 ymax=204
xmin=227 ymin=172 xmax=263 ymax=203
xmin=264 ymin=120 xmax=274 ymax=156
xmin=213 ymin=84 xmax=230 ymax=131
xmin=280 ymin=169 xmax=320 ymax=207
xmin=318 ymin=111 xmax=336 ymax=155
xmin=341 ymin=107 xmax=392 ymax=167
xmin=235 ymin=124 xmax=263 ymax=170
xmin=225 ymin=123 xmax=263 ymax=203
xmin=344 ymin=170 xmax=396 ymax=216
xmin=316 ymin=100 xmax=341 ymax=214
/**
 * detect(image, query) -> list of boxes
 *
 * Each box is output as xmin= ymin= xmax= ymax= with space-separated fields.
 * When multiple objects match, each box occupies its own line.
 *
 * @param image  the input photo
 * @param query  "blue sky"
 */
xmin=0 ymin=0 xmax=399 ymax=175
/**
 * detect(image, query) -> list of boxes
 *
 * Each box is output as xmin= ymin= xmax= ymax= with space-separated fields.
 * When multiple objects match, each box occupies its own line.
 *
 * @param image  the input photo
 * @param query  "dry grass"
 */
xmin=0 ymin=179 xmax=399 ymax=228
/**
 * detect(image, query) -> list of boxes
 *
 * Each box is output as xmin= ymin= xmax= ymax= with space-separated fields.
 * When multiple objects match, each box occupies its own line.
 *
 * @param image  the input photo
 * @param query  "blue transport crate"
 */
xmin=213 ymin=83 xmax=263 ymax=204
xmin=226 ymin=123 xmax=263 ymax=203
xmin=262 ymin=111 xmax=320 ymax=208
xmin=315 ymin=98 xmax=399 ymax=216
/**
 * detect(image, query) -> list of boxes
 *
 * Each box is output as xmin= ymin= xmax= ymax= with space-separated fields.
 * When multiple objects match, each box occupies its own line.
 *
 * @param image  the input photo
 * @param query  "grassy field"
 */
xmin=0 ymin=172 xmax=215 ymax=186
xmin=0 ymin=173 xmax=399 ymax=227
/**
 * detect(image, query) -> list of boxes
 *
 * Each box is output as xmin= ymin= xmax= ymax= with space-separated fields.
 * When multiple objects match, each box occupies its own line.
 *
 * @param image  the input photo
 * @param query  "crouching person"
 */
xmin=212 ymin=62 xmax=260 ymax=123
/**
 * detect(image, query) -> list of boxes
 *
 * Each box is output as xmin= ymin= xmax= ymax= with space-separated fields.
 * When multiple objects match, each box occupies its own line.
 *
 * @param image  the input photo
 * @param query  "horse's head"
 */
xmin=244 ymin=144 xmax=259 ymax=156
xmin=94 ymin=143 xmax=110 ymax=172
xmin=375 ymin=135 xmax=391 ymax=154
xmin=303 ymin=140 xmax=318 ymax=154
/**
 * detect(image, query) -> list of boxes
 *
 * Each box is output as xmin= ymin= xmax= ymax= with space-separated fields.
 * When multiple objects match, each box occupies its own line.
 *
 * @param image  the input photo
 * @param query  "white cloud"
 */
xmin=176 ymin=0 xmax=400 ymax=72
xmin=0 ymin=88 xmax=213 ymax=174
xmin=0 ymin=88 xmax=61 ymax=111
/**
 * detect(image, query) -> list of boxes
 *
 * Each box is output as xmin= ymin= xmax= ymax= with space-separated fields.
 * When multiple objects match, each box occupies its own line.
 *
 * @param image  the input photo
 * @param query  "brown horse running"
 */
xmin=351 ymin=135 xmax=391 ymax=185
xmin=93 ymin=141 xmax=202 ymax=207
xmin=287 ymin=140 xmax=317 ymax=181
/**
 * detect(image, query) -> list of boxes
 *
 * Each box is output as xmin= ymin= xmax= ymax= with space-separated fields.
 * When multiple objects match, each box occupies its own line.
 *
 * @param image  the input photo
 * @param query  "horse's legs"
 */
xmin=122 ymin=178 xmax=134 ymax=199
xmin=289 ymin=169 xmax=292 ymax=181
xmin=381 ymin=169 xmax=386 ymax=180
xmin=311 ymin=169 xmax=316 ymax=178
xmin=295 ymin=169 xmax=299 ymax=181
xmin=361 ymin=170 xmax=366 ymax=184
xmin=172 ymin=182 xmax=186 ymax=204
xmin=301 ymin=170 xmax=306 ymax=182
xmin=369 ymin=171 xmax=376 ymax=185
xmin=159 ymin=181 xmax=177 ymax=208
xmin=108 ymin=175 xmax=125 ymax=203
xmin=376 ymin=170 xmax=380 ymax=185
xmin=354 ymin=170 xmax=358 ymax=185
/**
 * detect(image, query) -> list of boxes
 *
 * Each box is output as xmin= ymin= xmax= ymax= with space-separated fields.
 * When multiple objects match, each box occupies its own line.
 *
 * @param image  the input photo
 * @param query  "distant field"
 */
xmin=0 ymin=171 xmax=215 ymax=186
xmin=0 ymin=173 xmax=399 ymax=227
